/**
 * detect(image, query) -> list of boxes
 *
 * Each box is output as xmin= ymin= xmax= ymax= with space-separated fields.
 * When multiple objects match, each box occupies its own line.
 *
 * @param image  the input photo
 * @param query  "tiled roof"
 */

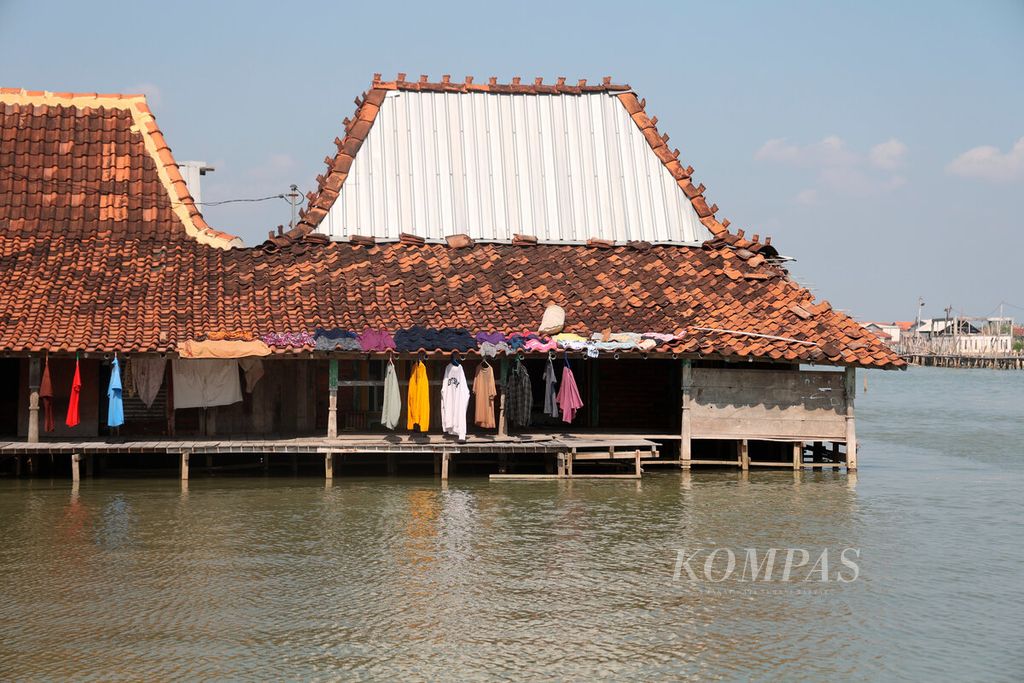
xmin=0 ymin=236 xmax=903 ymax=368
xmin=0 ymin=88 xmax=240 ymax=247
xmin=274 ymin=75 xmax=770 ymax=253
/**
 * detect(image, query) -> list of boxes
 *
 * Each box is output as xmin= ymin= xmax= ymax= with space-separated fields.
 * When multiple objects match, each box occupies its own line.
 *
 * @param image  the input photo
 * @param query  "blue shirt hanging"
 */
xmin=107 ymin=356 xmax=125 ymax=428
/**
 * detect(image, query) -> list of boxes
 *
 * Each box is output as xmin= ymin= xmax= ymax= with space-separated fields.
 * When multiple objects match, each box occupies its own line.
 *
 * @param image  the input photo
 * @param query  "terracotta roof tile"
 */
xmin=0 ymin=88 xmax=240 ymax=248
xmin=0 ymin=237 xmax=903 ymax=368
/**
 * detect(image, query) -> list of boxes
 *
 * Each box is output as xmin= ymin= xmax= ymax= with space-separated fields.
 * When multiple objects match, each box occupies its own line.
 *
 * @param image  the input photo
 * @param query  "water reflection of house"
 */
xmin=0 ymin=78 xmax=905 ymax=475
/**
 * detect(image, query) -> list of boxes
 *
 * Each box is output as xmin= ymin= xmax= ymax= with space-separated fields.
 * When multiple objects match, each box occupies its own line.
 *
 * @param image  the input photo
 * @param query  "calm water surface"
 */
xmin=1 ymin=367 xmax=1022 ymax=681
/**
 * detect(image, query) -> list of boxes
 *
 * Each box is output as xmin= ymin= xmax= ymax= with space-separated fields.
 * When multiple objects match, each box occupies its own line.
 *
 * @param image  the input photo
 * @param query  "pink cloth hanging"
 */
xmin=556 ymin=365 xmax=584 ymax=423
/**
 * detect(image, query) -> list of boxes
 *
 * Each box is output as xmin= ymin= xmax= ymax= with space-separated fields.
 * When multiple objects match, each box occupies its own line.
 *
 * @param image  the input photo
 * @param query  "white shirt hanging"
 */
xmin=440 ymin=362 xmax=470 ymax=440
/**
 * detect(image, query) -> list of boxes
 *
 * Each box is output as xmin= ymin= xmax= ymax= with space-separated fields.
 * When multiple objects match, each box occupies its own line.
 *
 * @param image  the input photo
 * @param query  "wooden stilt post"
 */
xmin=680 ymin=359 xmax=692 ymax=470
xmin=324 ymin=451 xmax=334 ymax=480
xmin=327 ymin=359 xmax=338 ymax=439
xmin=386 ymin=453 xmax=397 ymax=476
xmin=497 ymin=359 xmax=509 ymax=437
xmin=180 ymin=451 xmax=189 ymax=480
xmin=740 ymin=440 xmax=749 ymax=471
xmin=27 ymin=356 xmax=41 ymax=444
xmin=499 ymin=452 xmax=509 ymax=474
xmin=441 ymin=449 xmax=450 ymax=481
xmin=433 ymin=453 xmax=441 ymax=476
xmin=568 ymin=447 xmax=575 ymax=478
xmin=70 ymin=453 xmax=80 ymax=482
xmin=844 ymin=366 xmax=858 ymax=471
xmin=792 ymin=442 xmax=802 ymax=470
xmin=557 ymin=451 xmax=565 ymax=477
xmin=635 ymin=449 xmax=642 ymax=478
xmin=14 ymin=455 xmax=21 ymax=478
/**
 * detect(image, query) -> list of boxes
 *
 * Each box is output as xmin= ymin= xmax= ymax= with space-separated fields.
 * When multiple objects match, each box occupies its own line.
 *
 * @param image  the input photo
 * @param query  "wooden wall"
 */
xmin=690 ymin=367 xmax=848 ymax=441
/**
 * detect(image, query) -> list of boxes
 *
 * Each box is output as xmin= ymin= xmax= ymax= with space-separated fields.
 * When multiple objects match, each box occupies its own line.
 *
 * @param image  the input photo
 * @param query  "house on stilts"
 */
xmin=0 ymin=76 xmax=904 ymax=481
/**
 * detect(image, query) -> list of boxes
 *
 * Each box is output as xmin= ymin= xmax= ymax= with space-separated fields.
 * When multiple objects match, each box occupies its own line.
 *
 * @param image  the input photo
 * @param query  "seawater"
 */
xmin=1 ymin=366 xmax=1022 ymax=681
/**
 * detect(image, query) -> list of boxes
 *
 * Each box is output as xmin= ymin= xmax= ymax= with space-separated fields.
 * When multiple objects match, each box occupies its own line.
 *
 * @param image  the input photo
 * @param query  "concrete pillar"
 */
xmin=792 ymin=442 xmax=802 ymax=470
xmin=327 ymin=359 xmax=338 ymax=439
xmin=71 ymin=453 xmax=80 ymax=482
xmin=324 ymin=451 xmax=334 ymax=480
xmin=845 ymin=366 xmax=858 ymax=471
xmin=740 ymin=439 xmax=749 ymax=471
xmin=441 ymin=450 xmax=450 ymax=481
xmin=28 ymin=357 xmax=41 ymax=443
xmin=180 ymin=452 xmax=189 ymax=480
xmin=680 ymin=360 xmax=692 ymax=470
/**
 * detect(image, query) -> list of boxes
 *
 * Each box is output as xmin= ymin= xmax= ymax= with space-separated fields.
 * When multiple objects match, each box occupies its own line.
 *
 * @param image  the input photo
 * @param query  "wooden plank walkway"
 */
xmin=0 ymin=434 xmax=659 ymax=457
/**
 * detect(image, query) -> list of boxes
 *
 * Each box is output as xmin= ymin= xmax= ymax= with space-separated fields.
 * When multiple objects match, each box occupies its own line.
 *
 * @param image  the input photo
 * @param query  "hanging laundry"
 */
xmin=472 ymin=363 xmax=497 ymax=428
xmin=441 ymin=362 xmax=470 ymax=440
xmin=65 ymin=357 xmax=81 ymax=428
xmin=504 ymin=360 xmax=533 ymax=428
xmin=122 ymin=357 xmax=136 ymax=399
xmin=554 ymin=332 xmax=588 ymax=343
xmin=543 ymin=358 xmax=559 ymax=418
xmin=474 ymin=331 xmax=506 ymax=345
xmin=107 ymin=357 xmax=124 ymax=428
xmin=314 ymin=329 xmax=362 ymax=351
xmin=171 ymin=359 xmax=243 ymax=409
xmin=381 ymin=361 xmax=401 ymax=430
xmin=407 ymin=360 xmax=430 ymax=431
xmin=238 ymin=358 xmax=265 ymax=393
xmin=132 ymin=355 xmax=166 ymax=408
xmin=178 ymin=339 xmax=272 ymax=358
xmin=525 ymin=338 xmax=558 ymax=353
xmin=359 ymin=328 xmax=396 ymax=351
xmin=479 ymin=341 xmax=511 ymax=357
xmin=39 ymin=357 xmax=54 ymax=433
xmin=261 ymin=331 xmax=315 ymax=349
xmin=557 ymin=364 xmax=584 ymax=424
xmin=641 ymin=332 xmax=677 ymax=342
xmin=394 ymin=326 xmax=477 ymax=353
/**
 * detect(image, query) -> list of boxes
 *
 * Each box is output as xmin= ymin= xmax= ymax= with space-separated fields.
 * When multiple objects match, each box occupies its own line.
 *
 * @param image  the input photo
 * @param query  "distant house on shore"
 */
xmin=864 ymin=321 xmax=913 ymax=345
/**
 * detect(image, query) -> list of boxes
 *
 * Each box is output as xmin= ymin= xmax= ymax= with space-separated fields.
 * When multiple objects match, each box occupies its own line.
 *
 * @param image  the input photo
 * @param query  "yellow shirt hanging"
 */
xmin=407 ymin=361 xmax=430 ymax=431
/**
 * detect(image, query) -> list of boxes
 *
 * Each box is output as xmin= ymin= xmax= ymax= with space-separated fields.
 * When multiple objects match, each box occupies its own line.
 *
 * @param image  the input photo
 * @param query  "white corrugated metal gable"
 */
xmin=318 ymin=91 xmax=712 ymax=244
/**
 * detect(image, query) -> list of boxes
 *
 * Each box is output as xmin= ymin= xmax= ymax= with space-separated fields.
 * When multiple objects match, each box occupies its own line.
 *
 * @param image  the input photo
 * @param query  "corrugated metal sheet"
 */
xmin=319 ymin=92 xmax=711 ymax=244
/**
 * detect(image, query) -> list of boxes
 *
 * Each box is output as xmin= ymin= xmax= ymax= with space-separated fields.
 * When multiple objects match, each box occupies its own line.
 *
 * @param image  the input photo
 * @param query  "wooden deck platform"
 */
xmin=0 ymin=433 xmax=662 ymax=482
xmin=0 ymin=433 xmax=659 ymax=456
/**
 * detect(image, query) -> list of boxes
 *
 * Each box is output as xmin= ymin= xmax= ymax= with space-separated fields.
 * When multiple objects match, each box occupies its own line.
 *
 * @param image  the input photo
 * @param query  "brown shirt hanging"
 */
xmin=472 ymin=364 xmax=497 ymax=429
xmin=39 ymin=358 xmax=54 ymax=433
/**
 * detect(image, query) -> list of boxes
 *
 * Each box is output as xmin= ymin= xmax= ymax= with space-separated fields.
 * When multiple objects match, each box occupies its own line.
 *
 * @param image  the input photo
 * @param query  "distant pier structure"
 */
xmin=867 ymin=314 xmax=1023 ymax=370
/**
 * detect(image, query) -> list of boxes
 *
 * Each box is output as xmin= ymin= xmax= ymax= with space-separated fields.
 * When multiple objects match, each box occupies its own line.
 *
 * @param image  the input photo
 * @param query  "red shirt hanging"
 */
xmin=65 ymin=358 xmax=81 ymax=428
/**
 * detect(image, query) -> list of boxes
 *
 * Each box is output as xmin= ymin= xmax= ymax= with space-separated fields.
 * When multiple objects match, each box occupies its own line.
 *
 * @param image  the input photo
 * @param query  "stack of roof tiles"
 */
xmin=0 ymin=83 xmax=905 ymax=369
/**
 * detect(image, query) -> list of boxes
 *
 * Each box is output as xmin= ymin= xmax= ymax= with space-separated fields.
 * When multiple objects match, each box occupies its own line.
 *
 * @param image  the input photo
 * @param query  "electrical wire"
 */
xmin=0 ymin=166 xmax=296 ymax=209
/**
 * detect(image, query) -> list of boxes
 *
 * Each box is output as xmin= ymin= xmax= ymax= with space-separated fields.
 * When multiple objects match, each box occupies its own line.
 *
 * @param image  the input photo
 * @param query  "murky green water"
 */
xmin=1 ymin=367 xmax=1022 ymax=681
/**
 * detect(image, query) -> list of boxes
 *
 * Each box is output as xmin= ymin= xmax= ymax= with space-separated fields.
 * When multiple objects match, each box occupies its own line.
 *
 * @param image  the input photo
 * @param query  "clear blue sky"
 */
xmin=1 ymin=0 xmax=1021 ymax=322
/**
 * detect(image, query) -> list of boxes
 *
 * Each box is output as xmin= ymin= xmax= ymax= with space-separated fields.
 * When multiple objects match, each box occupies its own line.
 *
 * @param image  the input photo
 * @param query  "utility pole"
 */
xmin=286 ymin=184 xmax=301 ymax=230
